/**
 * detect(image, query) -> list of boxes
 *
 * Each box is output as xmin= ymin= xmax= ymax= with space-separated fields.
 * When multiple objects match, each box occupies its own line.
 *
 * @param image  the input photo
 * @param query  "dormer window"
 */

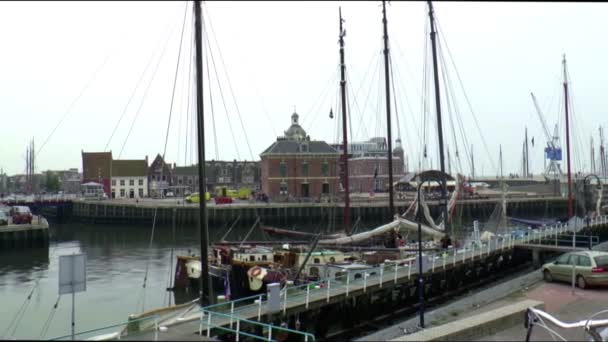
xmin=300 ymin=143 xmax=309 ymax=152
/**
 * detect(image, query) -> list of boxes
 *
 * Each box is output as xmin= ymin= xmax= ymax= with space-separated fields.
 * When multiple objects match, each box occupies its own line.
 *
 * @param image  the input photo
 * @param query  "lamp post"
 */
xmin=583 ymin=174 xmax=601 ymax=249
xmin=416 ymin=175 xmax=446 ymax=329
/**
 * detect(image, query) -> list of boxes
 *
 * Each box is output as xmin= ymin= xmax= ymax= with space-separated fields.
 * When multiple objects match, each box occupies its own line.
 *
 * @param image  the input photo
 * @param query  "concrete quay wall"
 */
xmin=70 ymin=197 xmax=568 ymax=226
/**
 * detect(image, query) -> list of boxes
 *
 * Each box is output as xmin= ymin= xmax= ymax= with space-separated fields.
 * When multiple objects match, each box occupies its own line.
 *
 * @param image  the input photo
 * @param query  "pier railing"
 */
xmin=50 ymin=314 xmax=161 ymax=341
xmin=195 ymin=215 xmax=608 ymax=333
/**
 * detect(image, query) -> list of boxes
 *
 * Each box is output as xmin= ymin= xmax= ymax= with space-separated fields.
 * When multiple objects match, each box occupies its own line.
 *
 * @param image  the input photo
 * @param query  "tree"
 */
xmin=45 ymin=171 xmax=61 ymax=193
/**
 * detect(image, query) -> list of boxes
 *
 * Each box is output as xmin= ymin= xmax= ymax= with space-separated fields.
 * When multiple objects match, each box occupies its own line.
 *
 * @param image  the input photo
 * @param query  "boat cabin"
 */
xmin=232 ymin=247 xmax=274 ymax=264
xmin=295 ymin=250 xmax=345 ymax=269
xmin=327 ymin=263 xmax=375 ymax=283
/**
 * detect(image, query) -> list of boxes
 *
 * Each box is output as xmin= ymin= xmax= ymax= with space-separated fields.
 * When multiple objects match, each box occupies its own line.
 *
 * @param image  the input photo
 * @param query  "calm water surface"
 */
xmin=0 ymin=220 xmax=279 ymax=340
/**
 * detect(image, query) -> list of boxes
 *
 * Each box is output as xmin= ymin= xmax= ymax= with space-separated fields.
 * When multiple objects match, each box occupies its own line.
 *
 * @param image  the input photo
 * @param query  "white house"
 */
xmin=111 ymin=158 xmax=149 ymax=199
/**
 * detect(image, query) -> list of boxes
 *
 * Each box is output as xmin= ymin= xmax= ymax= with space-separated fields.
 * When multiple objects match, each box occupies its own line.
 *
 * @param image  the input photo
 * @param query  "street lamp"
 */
xmin=583 ymin=174 xmax=602 ymax=249
xmin=416 ymin=175 xmax=447 ymax=329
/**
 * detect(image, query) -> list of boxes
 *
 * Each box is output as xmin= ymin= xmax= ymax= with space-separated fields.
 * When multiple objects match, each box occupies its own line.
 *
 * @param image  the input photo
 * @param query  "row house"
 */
xmin=171 ymin=160 xmax=261 ymax=197
xmin=111 ymin=158 xmax=149 ymax=199
xmin=260 ymin=111 xmax=340 ymax=201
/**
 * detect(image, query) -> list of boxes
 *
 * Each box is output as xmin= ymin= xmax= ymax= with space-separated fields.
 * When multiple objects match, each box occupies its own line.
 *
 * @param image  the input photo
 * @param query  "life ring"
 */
xmin=251 ymin=266 xmax=262 ymax=277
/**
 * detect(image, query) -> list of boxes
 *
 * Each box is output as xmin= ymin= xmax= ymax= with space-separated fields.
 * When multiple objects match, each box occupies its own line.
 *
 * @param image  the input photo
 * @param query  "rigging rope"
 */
xmin=104 ymin=25 xmax=171 ymax=152
xmin=203 ymin=4 xmax=255 ymax=161
xmin=178 ymin=19 xmax=195 ymax=167
xmin=204 ymin=28 xmax=221 ymax=160
xmin=202 ymin=20 xmax=241 ymax=161
xmin=118 ymin=24 xmax=175 ymax=159
xmin=39 ymin=296 xmax=61 ymax=339
xmin=435 ymin=18 xmax=497 ymax=173
xmin=303 ymin=67 xmax=340 ymax=135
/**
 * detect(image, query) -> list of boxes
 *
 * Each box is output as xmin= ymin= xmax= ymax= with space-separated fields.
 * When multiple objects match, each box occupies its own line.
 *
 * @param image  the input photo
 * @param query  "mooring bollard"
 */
xmin=394 ymin=263 xmax=398 ymax=284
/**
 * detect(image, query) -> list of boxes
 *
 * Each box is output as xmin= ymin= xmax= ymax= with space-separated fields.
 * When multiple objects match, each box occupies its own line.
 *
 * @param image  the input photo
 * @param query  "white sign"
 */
xmin=59 ymin=254 xmax=87 ymax=295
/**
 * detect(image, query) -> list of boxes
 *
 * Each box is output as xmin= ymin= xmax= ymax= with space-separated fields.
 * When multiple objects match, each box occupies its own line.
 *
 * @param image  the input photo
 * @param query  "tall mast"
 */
xmin=427 ymin=1 xmax=450 ymax=235
xmin=563 ymin=54 xmax=573 ymax=218
xmin=382 ymin=0 xmax=395 ymax=218
xmin=525 ymin=127 xmax=529 ymax=178
xmin=339 ymin=7 xmax=351 ymax=234
xmin=193 ymin=0 xmax=213 ymax=305
xmin=499 ymin=144 xmax=503 ymax=180
xmin=471 ymin=144 xmax=475 ymax=179
xmin=591 ymin=136 xmax=595 ymax=174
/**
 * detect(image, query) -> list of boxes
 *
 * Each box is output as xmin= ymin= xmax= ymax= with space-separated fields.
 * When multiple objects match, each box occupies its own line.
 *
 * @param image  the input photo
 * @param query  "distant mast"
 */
xmin=563 ymin=54 xmax=573 ymax=218
xmin=382 ymin=0 xmax=395 ymax=218
xmin=339 ymin=7 xmax=351 ymax=234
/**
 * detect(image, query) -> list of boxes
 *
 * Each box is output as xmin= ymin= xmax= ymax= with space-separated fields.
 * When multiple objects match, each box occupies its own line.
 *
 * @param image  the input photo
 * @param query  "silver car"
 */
xmin=542 ymin=251 xmax=608 ymax=289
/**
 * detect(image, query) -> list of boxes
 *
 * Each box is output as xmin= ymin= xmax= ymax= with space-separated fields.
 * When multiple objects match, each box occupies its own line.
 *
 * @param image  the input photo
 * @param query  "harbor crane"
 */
xmin=530 ymin=92 xmax=563 ymax=180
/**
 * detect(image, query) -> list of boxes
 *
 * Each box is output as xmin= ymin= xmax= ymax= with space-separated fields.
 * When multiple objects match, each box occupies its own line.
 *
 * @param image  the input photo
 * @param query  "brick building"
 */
xmin=260 ymin=111 xmax=340 ymax=201
xmin=331 ymin=137 xmax=406 ymax=193
xmin=82 ymin=151 xmax=112 ymax=196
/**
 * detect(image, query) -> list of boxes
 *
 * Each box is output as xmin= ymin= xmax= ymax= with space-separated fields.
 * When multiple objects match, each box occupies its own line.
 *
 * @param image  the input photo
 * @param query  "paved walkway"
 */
xmin=477 ymin=281 xmax=608 ymax=341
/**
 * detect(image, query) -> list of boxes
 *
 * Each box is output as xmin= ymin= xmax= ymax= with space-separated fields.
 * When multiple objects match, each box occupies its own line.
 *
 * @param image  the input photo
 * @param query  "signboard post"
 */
xmin=59 ymin=253 xmax=86 ymax=340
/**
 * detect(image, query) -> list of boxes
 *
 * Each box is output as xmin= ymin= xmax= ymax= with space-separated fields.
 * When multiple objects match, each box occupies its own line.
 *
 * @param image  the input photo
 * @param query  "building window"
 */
xmin=188 ymin=179 xmax=192 ymax=185
xmin=280 ymin=182 xmax=288 ymax=195
xmin=111 ymin=179 xmax=116 ymax=186
xmin=301 ymin=162 xmax=309 ymax=177
xmin=129 ymin=179 xmax=134 ymax=186
xmin=322 ymin=183 xmax=330 ymax=194
xmin=280 ymin=162 xmax=287 ymax=177
xmin=138 ymin=188 xmax=144 ymax=197
xmin=151 ymin=175 xmax=156 ymax=181
xmin=321 ymin=162 xmax=329 ymax=177
xmin=162 ymin=175 xmax=166 ymax=181
xmin=120 ymin=180 xmax=125 ymax=186
xmin=138 ymin=179 xmax=144 ymax=186
xmin=120 ymin=189 xmax=125 ymax=197
xmin=178 ymin=179 xmax=183 ymax=185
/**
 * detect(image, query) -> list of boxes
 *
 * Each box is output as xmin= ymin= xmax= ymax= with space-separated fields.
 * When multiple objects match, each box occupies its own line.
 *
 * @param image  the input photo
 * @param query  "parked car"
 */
xmin=542 ymin=251 xmax=608 ymax=289
xmin=0 ymin=211 xmax=8 ymax=225
xmin=185 ymin=192 xmax=210 ymax=203
xmin=11 ymin=206 xmax=32 ymax=224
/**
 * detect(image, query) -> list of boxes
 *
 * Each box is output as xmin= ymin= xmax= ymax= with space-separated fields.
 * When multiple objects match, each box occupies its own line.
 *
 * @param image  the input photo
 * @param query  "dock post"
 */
xmin=236 ymin=319 xmax=240 ymax=342
xmin=453 ymin=250 xmax=456 ymax=266
xmin=346 ymin=272 xmax=350 ymax=295
xmin=207 ymin=313 xmax=212 ymax=338
xmin=230 ymin=302 xmax=234 ymax=328
xmin=305 ymin=286 xmax=310 ymax=309
xmin=431 ymin=257 xmax=435 ymax=273
xmin=363 ymin=272 xmax=367 ymax=292
xmin=283 ymin=287 xmax=287 ymax=315
xmin=154 ymin=317 xmax=158 ymax=341
xmin=258 ymin=295 xmax=263 ymax=320
xmin=380 ymin=264 xmax=384 ymax=288
xmin=394 ymin=264 xmax=398 ymax=284
xmin=199 ymin=312 xmax=203 ymax=336
xmin=326 ymin=280 xmax=331 ymax=303
xmin=408 ymin=262 xmax=411 ymax=279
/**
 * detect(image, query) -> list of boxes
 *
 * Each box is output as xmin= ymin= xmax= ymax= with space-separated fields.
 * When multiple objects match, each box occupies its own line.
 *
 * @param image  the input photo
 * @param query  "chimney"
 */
xmin=145 ymin=155 xmax=148 ymax=165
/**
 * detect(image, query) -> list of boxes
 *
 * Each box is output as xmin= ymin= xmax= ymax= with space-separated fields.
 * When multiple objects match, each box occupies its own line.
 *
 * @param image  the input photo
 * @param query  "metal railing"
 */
xmin=200 ymin=310 xmax=316 ymax=341
xmin=525 ymin=307 xmax=608 ymax=341
xmin=50 ymin=314 xmax=160 ymax=341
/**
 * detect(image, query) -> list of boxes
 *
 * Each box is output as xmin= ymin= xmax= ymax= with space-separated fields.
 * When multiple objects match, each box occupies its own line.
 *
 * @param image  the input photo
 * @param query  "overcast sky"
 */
xmin=1 ymin=1 xmax=607 ymax=177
